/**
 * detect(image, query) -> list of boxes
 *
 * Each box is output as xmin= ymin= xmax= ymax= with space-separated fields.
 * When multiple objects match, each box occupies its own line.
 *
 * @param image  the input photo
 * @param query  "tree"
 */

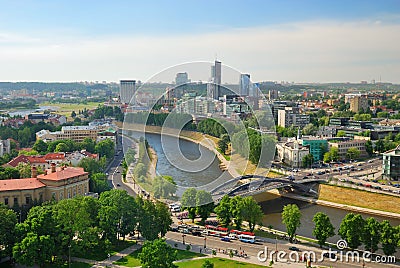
xmin=336 ymin=130 xmax=346 ymax=137
xmin=0 ymin=204 xmax=17 ymax=258
xmin=346 ymin=147 xmax=360 ymax=161
xmin=17 ymin=162 xmax=33 ymax=178
xmin=302 ymin=154 xmax=314 ymax=168
xmin=125 ymin=148 xmax=136 ymax=165
xmin=365 ymin=140 xmax=374 ymax=156
xmin=282 ymin=204 xmax=301 ymax=242
xmin=323 ymin=147 xmax=339 ymax=163
xmin=98 ymin=190 xmax=138 ymax=242
xmin=181 ymin=188 xmax=197 ymax=223
xmin=380 ymin=220 xmax=398 ymax=256
xmin=312 ymin=212 xmax=335 ymax=247
xmin=230 ymin=196 xmax=244 ymax=229
xmin=71 ymin=111 xmax=77 ymax=118
xmin=80 ymin=137 xmax=96 ymax=153
xmin=375 ymin=139 xmax=385 ymax=153
xmin=32 ymin=140 xmax=48 ymax=154
xmin=78 ymin=157 xmax=104 ymax=174
xmin=362 ymin=217 xmax=381 ymax=253
xmin=241 ymin=196 xmax=263 ymax=232
xmin=138 ymin=239 xmax=177 ymax=268
xmin=153 ymin=175 xmax=177 ymax=199
xmin=13 ymin=233 xmax=55 ymax=268
xmin=55 ymin=142 xmax=69 ymax=153
xmin=214 ymin=195 xmax=232 ymax=227
xmin=302 ymin=123 xmax=318 ymax=136
xmin=133 ymin=163 xmax=147 ymax=179
xmin=90 ymin=173 xmax=111 ymax=193
xmin=95 ymin=138 xmax=115 ymax=159
xmin=137 ymin=198 xmax=172 ymax=240
xmin=196 ymin=190 xmax=214 ymax=225
xmin=202 ymin=259 xmax=214 ymax=268
xmin=338 ymin=213 xmax=365 ymax=249
xmin=218 ymin=139 xmax=228 ymax=154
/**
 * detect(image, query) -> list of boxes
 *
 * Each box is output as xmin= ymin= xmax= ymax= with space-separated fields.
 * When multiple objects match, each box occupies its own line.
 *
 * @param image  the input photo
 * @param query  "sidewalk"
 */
xmin=90 ymin=244 xmax=141 ymax=268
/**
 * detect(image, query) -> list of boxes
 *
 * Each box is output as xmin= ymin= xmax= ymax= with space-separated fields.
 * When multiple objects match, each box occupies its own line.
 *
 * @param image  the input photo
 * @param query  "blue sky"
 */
xmin=0 ymin=0 xmax=400 ymax=82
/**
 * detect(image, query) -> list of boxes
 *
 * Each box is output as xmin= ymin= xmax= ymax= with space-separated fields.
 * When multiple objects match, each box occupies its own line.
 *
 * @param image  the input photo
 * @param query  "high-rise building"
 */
xmin=175 ymin=72 xmax=189 ymax=85
xmin=268 ymin=90 xmax=279 ymax=100
xmin=207 ymin=60 xmax=222 ymax=100
xmin=278 ymin=107 xmax=310 ymax=128
xmin=239 ymin=74 xmax=250 ymax=96
xmin=350 ymin=95 xmax=369 ymax=113
xmin=120 ymin=80 xmax=136 ymax=104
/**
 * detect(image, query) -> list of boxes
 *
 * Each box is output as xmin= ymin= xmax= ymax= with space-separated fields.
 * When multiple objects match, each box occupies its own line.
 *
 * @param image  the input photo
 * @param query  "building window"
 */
xmin=52 ymin=192 xmax=56 ymax=200
xmin=60 ymin=192 xmax=64 ymax=200
xmin=4 ymin=197 xmax=8 ymax=205
xmin=13 ymin=197 xmax=18 ymax=206
xmin=25 ymin=196 xmax=31 ymax=205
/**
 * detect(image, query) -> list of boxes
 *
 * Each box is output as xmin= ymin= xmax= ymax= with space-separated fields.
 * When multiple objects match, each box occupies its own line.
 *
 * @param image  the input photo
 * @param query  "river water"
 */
xmin=128 ymin=131 xmax=400 ymax=241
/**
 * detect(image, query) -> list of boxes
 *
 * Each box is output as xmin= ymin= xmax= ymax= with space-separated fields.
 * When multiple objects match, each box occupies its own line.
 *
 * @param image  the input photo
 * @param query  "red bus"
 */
xmin=204 ymin=225 xmax=229 ymax=237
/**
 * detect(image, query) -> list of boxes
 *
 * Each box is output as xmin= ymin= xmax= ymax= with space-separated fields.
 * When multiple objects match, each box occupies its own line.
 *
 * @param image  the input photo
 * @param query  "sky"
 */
xmin=0 ymin=0 xmax=400 ymax=83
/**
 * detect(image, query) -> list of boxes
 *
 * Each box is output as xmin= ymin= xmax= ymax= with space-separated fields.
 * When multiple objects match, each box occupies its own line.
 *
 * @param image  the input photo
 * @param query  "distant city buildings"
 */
xmin=0 ymin=139 xmax=11 ymax=157
xmin=120 ymin=80 xmax=136 ymax=104
xmin=239 ymin=74 xmax=250 ymax=96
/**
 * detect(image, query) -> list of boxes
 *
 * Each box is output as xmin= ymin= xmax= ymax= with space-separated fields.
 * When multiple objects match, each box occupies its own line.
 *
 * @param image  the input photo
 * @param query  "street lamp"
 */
xmin=275 ymin=235 xmax=278 ymax=262
xmin=182 ymin=234 xmax=186 ymax=245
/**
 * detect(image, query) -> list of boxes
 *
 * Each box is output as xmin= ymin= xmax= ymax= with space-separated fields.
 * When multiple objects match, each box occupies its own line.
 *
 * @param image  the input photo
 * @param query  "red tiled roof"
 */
xmin=0 ymin=178 xmax=46 ymax=191
xmin=37 ymin=167 xmax=88 ymax=181
xmin=6 ymin=155 xmax=30 ymax=167
xmin=44 ymin=153 xmax=65 ymax=160
xmin=26 ymin=156 xmax=47 ymax=164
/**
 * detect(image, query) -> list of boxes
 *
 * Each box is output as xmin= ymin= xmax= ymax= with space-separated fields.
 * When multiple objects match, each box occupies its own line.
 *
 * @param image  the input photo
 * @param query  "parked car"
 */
xmin=289 ymin=246 xmax=300 ymax=251
xmin=221 ymin=236 xmax=231 ymax=242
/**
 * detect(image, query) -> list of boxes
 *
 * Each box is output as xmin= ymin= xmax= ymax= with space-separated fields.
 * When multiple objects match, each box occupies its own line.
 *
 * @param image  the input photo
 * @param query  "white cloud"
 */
xmin=0 ymin=19 xmax=400 ymax=83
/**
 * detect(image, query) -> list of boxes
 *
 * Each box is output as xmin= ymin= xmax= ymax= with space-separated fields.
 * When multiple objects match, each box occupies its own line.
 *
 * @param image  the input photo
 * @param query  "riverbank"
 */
xmin=280 ymin=191 xmax=400 ymax=220
xmin=318 ymin=184 xmax=400 ymax=215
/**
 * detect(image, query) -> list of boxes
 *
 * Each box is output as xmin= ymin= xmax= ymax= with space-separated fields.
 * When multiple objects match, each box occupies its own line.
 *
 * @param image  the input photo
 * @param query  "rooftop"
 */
xmin=37 ymin=167 xmax=87 ymax=181
xmin=0 ymin=178 xmax=46 ymax=191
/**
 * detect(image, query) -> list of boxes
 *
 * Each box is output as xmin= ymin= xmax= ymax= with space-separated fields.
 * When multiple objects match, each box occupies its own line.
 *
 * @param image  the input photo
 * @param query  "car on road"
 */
xmin=289 ymin=246 xmax=300 ymax=251
xmin=116 ymin=183 xmax=121 ymax=187
xmin=221 ymin=236 xmax=231 ymax=242
xmin=392 ymin=190 xmax=400 ymax=194
xmin=116 ymin=171 xmax=120 ymax=173
xmin=323 ymin=252 xmax=336 ymax=259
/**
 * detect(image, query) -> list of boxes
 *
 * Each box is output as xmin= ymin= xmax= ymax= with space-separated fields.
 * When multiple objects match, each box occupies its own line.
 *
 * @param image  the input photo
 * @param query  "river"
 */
xmin=127 ymin=131 xmax=400 ymax=241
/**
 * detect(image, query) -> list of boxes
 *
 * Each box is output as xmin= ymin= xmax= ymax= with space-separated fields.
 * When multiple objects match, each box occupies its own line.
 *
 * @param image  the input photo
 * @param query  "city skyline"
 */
xmin=0 ymin=0 xmax=400 ymax=83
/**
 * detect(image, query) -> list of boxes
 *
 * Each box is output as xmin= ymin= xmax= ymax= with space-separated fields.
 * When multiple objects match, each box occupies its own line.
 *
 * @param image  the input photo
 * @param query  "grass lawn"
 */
xmin=319 ymin=184 xmax=400 ymax=214
xmin=177 ymin=257 xmax=270 ymax=268
xmin=73 ymin=240 xmax=137 ymax=261
xmin=41 ymin=101 xmax=101 ymax=117
xmin=114 ymin=248 xmax=205 ymax=267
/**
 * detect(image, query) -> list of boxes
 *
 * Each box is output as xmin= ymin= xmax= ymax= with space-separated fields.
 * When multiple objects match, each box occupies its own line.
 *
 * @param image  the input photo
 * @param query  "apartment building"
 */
xmin=328 ymin=138 xmax=367 ymax=160
xmin=36 ymin=125 xmax=100 ymax=143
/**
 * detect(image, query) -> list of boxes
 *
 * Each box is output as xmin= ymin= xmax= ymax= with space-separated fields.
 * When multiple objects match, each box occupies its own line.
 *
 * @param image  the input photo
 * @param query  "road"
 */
xmin=166 ymin=230 xmax=398 ymax=268
xmin=105 ymin=133 xmax=136 ymax=196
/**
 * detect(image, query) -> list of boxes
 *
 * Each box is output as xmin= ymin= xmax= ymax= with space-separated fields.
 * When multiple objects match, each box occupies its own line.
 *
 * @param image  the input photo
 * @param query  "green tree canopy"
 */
xmin=338 ymin=213 xmax=365 ymax=249
xmin=138 ymin=239 xmax=177 ymax=268
xmin=312 ymin=212 xmax=335 ymax=247
xmin=282 ymin=204 xmax=301 ymax=241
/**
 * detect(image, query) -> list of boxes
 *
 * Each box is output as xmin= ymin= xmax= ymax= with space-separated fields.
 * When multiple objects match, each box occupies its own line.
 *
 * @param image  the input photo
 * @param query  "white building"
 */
xmin=0 ymin=139 xmax=11 ymax=157
xmin=276 ymin=138 xmax=309 ymax=168
xmin=120 ymin=80 xmax=136 ymax=104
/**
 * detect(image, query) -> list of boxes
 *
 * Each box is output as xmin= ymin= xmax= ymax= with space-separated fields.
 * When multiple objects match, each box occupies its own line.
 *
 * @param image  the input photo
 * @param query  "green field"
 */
xmin=41 ymin=101 xmax=102 ymax=117
xmin=114 ymin=248 xmax=205 ymax=267
xmin=177 ymin=257 xmax=269 ymax=268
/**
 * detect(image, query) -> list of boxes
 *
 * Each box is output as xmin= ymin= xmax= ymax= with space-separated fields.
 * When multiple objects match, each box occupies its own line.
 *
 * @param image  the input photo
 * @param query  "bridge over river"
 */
xmin=210 ymin=175 xmax=328 ymax=202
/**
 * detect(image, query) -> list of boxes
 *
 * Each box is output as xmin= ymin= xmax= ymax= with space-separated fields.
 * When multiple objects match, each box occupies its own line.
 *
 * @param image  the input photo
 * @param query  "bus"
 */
xmin=229 ymin=230 xmax=255 ymax=239
xmin=238 ymin=234 xmax=256 ymax=243
xmin=204 ymin=225 xmax=229 ymax=237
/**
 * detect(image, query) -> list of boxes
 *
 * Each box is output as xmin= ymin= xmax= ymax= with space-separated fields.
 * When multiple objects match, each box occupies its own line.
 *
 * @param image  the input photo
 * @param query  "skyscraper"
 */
xmin=120 ymin=80 xmax=136 ymax=104
xmin=175 ymin=72 xmax=189 ymax=85
xmin=207 ymin=60 xmax=222 ymax=100
xmin=239 ymin=74 xmax=250 ymax=96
